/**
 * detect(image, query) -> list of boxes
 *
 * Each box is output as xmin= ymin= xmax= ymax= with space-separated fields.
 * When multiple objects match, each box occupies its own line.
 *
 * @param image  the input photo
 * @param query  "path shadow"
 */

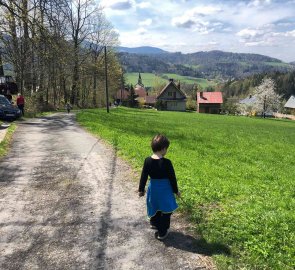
xmin=163 ymin=231 xmax=231 ymax=256
xmin=94 ymin=135 xmax=118 ymax=269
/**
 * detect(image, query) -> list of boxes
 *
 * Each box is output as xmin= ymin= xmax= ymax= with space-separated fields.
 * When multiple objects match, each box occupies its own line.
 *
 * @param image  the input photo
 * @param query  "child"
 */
xmin=138 ymin=134 xmax=180 ymax=240
xmin=65 ymin=103 xmax=72 ymax=113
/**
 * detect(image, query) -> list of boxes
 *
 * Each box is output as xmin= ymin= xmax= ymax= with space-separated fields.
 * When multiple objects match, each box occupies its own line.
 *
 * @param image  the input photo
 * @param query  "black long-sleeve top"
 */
xmin=138 ymin=157 xmax=179 ymax=194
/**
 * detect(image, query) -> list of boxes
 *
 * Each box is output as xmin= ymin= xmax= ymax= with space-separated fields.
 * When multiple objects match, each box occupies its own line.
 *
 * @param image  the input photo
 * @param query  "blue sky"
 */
xmin=99 ymin=0 xmax=295 ymax=62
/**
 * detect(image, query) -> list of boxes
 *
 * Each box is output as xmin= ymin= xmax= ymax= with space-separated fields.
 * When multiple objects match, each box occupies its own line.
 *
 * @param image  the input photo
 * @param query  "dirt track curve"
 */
xmin=0 ymin=113 xmax=216 ymax=270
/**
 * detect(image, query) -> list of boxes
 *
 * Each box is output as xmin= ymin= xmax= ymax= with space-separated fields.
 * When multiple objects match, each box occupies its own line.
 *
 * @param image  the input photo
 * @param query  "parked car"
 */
xmin=0 ymin=95 xmax=21 ymax=120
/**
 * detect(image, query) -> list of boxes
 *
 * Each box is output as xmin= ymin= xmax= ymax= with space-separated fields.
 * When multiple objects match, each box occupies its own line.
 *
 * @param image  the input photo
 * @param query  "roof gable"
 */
xmin=157 ymin=81 xmax=186 ymax=99
xmin=284 ymin=95 xmax=295 ymax=109
xmin=135 ymin=86 xmax=146 ymax=97
xmin=239 ymin=96 xmax=257 ymax=105
xmin=197 ymin=92 xmax=223 ymax=104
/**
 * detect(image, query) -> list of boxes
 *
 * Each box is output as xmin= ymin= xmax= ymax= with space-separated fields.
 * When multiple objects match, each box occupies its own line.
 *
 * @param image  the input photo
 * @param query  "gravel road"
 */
xmin=0 ymin=113 xmax=215 ymax=270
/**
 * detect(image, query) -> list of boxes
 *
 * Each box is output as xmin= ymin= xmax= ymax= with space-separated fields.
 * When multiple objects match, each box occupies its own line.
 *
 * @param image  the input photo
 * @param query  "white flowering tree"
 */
xmin=252 ymin=78 xmax=282 ymax=117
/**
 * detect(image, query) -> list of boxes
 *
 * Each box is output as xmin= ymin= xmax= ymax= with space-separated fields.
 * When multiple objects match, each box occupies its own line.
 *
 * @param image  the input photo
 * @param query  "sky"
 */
xmin=99 ymin=0 xmax=295 ymax=62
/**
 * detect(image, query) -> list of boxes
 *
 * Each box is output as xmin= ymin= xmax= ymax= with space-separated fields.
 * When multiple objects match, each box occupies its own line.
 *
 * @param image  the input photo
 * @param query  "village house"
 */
xmin=134 ymin=73 xmax=156 ymax=107
xmin=196 ymin=91 xmax=223 ymax=114
xmin=284 ymin=95 xmax=295 ymax=114
xmin=156 ymin=79 xmax=186 ymax=111
xmin=115 ymin=87 xmax=129 ymax=104
xmin=239 ymin=95 xmax=257 ymax=116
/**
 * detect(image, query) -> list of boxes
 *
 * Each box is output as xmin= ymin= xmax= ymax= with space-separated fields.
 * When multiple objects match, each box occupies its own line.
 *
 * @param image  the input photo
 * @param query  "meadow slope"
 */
xmin=77 ymin=108 xmax=295 ymax=270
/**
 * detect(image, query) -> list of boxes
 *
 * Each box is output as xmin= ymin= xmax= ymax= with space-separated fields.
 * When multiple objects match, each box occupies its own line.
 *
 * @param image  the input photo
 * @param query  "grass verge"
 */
xmin=76 ymin=107 xmax=295 ymax=270
xmin=0 ymin=124 xmax=17 ymax=158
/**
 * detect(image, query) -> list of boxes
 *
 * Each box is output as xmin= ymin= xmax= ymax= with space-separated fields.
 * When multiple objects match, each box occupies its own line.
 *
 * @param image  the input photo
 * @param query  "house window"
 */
xmin=168 ymin=92 xmax=172 ymax=96
xmin=173 ymin=92 xmax=176 ymax=98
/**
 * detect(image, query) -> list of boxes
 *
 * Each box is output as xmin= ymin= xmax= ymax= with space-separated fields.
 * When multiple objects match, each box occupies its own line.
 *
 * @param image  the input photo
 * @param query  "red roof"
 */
xmin=197 ymin=92 xmax=223 ymax=104
xmin=135 ymin=86 xmax=146 ymax=98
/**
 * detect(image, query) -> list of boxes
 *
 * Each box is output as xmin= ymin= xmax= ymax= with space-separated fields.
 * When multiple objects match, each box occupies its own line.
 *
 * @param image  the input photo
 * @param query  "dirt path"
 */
xmin=0 ymin=113 xmax=216 ymax=270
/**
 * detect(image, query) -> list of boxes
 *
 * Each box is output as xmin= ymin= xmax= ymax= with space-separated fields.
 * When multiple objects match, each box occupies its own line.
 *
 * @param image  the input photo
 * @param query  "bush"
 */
xmin=186 ymin=98 xmax=197 ymax=111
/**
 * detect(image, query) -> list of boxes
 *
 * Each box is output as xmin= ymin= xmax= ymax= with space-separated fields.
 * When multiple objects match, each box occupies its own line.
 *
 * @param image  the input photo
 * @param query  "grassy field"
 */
xmin=125 ymin=72 xmax=216 ymax=89
xmin=76 ymin=107 xmax=295 ymax=270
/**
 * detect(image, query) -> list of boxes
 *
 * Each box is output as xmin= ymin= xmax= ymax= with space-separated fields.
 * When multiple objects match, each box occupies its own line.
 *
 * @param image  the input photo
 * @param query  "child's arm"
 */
xmin=138 ymin=158 xmax=148 ymax=196
xmin=167 ymin=160 xmax=179 ymax=195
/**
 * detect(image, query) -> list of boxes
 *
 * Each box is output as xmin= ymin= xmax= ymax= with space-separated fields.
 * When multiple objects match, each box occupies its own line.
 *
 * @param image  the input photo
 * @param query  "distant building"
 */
xmin=133 ymin=72 xmax=157 ymax=107
xmin=239 ymin=95 xmax=257 ymax=116
xmin=239 ymin=95 xmax=257 ymax=105
xmin=115 ymin=88 xmax=129 ymax=104
xmin=284 ymin=95 xmax=295 ymax=114
xmin=157 ymin=79 xmax=186 ymax=111
xmin=115 ymin=73 xmax=156 ymax=107
xmin=196 ymin=91 xmax=223 ymax=114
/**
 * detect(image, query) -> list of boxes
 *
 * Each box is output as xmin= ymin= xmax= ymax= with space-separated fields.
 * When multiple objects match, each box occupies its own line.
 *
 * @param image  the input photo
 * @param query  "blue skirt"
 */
xmin=146 ymin=179 xmax=178 ymax=218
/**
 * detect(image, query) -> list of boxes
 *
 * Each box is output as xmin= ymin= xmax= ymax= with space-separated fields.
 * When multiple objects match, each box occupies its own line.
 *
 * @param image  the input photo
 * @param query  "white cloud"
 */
xmin=106 ymin=0 xmax=295 ymax=61
xmin=135 ymin=27 xmax=148 ymax=35
xmin=245 ymin=41 xmax=271 ymax=46
xmin=139 ymin=18 xmax=152 ymax=26
xmin=172 ymin=17 xmax=196 ymax=28
xmin=237 ymin=28 xmax=266 ymax=39
xmin=248 ymin=0 xmax=272 ymax=7
xmin=137 ymin=1 xmax=151 ymax=9
xmin=284 ymin=29 xmax=295 ymax=37
xmin=237 ymin=25 xmax=295 ymax=49
xmin=119 ymin=29 xmax=169 ymax=48
xmin=171 ymin=5 xmax=223 ymax=33
xmin=173 ymin=5 xmax=222 ymax=23
xmin=101 ymin=0 xmax=135 ymax=10
xmin=209 ymin=41 xmax=218 ymax=45
xmin=273 ymin=29 xmax=295 ymax=37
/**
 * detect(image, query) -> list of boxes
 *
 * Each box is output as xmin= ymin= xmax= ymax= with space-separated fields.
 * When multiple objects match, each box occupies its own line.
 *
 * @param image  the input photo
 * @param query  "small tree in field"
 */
xmin=252 ymin=78 xmax=282 ymax=117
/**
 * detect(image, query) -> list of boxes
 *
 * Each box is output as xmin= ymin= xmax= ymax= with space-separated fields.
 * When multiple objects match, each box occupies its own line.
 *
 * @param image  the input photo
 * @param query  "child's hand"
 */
xmin=138 ymin=191 xmax=145 ymax=197
xmin=176 ymin=191 xmax=181 ymax=197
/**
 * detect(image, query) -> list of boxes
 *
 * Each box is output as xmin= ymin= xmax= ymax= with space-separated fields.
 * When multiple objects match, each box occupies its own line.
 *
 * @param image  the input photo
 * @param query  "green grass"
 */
xmin=263 ymin=62 xmax=293 ymax=68
xmin=125 ymin=72 xmax=216 ymax=89
xmin=0 ymin=124 xmax=17 ymax=158
xmin=125 ymin=72 xmax=167 ymax=87
xmin=162 ymin=73 xmax=217 ymax=88
xmin=76 ymin=107 xmax=295 ymax=270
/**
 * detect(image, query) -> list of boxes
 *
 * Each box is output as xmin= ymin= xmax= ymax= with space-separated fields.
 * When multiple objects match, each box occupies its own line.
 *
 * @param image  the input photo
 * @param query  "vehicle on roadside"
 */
xmin=0 ymin=94 xmax=21 ymax=120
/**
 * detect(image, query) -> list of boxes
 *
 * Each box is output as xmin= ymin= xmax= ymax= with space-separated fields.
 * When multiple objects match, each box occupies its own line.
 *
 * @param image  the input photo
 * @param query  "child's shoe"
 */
xmin=156 ymin=230 xmax=169 ymax=240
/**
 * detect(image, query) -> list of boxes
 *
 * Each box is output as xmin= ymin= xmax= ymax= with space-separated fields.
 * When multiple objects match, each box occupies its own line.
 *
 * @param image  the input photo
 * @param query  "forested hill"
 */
xmin=117 ymin=49 xmax=294 ymax=80
xmin=116 ymin=46 xmax=168 ymax=54
xmin=221 ymin=71 xmax=295 ymax=99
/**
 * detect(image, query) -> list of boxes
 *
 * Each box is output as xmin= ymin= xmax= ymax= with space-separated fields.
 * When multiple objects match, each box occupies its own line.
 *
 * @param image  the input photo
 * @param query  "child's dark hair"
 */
xmin=151 ymin=134 xmax=170 ymax=152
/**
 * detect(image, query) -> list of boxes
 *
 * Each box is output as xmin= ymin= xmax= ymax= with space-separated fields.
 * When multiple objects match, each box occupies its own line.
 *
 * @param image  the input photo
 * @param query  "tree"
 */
xmin=128 ymin=84 xmax=138 ymax=107
xmin=0 ymin=0 xmax=121 ymax=112
xmin=252 ymin=78 xmax=282 ymax=117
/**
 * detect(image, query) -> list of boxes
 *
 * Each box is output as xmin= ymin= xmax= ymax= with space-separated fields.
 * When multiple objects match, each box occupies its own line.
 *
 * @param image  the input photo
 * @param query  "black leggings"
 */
xmin=150 ymin=211 xmax=172 ymax=236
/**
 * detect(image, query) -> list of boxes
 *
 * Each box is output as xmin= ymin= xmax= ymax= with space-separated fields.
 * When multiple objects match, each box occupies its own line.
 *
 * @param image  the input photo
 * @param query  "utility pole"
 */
xmin=104 ymin=46 xmax=109 ymax=113
xmin=120 ymin=70 xmax=124 ymax=105
xmin=263 ymin=95 xmax=266 ymax=118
